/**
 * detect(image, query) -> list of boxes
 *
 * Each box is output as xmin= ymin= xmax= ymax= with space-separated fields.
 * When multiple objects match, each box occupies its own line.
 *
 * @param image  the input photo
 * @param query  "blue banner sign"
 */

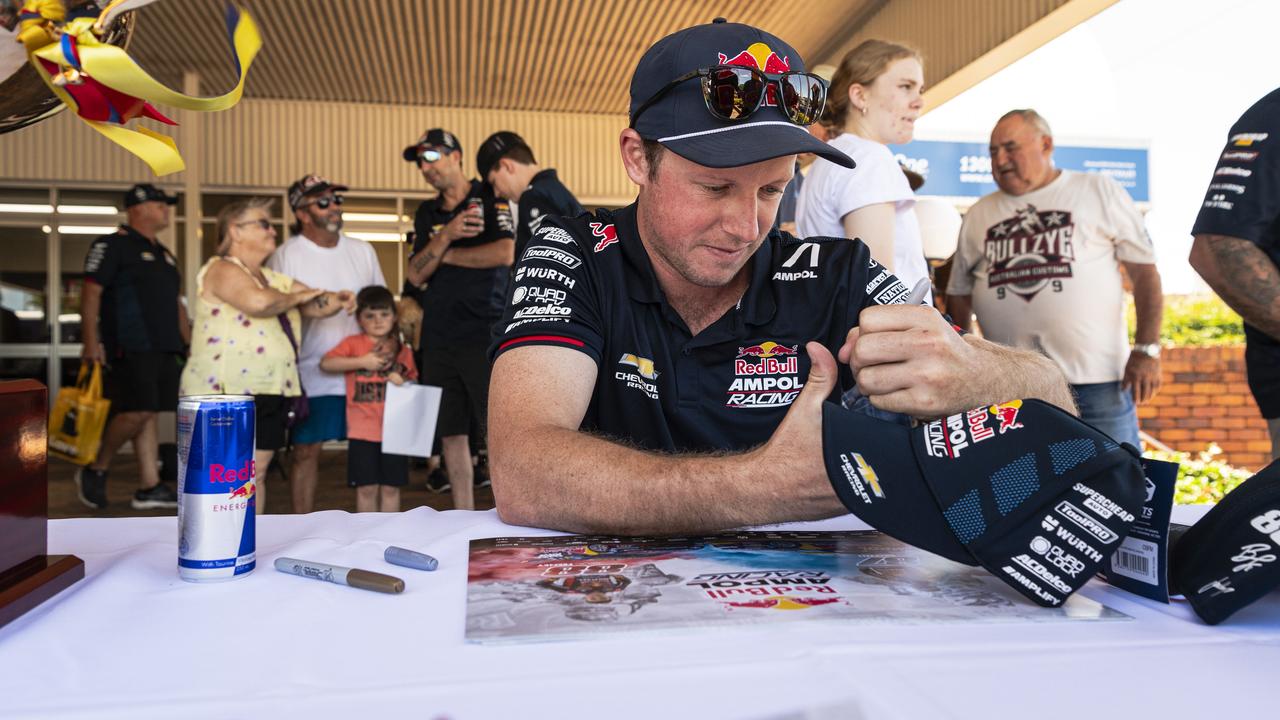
xmin=887 ymin=140 xmax=1149 ymax=202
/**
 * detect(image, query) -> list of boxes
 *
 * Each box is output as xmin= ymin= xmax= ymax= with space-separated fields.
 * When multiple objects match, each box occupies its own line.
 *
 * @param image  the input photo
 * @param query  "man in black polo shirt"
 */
xmin=76 ymin=183 xmax=189 ymax=510
xmin=486 ymin=19 xmax=1075 ymax=535
xmin=1190 ymin=88 xmax=1280 ymax=460
xmin=475 ymin=131 xmax=586 ymax=259
xmin=403 ymin=128 xmax=516 ymax=510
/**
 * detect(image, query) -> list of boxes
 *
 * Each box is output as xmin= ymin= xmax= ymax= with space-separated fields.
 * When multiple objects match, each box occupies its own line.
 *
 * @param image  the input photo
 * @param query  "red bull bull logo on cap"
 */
xmin=728 ymin=340 xmax=803 ymax=409
xmin=924 ymin=399 xmax=1028 ymax=459
xmin=717 ymin=42 xmax=791 ymax=105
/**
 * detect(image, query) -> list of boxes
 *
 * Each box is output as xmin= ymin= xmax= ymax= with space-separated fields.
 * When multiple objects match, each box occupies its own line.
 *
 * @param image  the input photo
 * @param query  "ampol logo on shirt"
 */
xmin=726 ymin=341 xmax=803 ymax=408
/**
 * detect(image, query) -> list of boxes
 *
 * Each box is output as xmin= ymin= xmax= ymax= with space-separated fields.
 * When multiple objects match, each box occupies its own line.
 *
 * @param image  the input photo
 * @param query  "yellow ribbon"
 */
xmin=18 ymin=0 xmax=261 ymax=176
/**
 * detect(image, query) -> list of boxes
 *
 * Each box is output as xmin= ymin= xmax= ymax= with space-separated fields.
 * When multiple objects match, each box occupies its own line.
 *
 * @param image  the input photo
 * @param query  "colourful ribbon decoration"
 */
xmin=17 ymin=0 xmax=261 ymax=176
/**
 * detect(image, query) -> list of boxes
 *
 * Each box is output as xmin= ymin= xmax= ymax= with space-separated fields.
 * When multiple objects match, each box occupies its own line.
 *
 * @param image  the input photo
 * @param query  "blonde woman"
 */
xmin=180 ymin=198 xmax=354 ymax=511
xmin=796 ymin=39 xmax=929 ymax=294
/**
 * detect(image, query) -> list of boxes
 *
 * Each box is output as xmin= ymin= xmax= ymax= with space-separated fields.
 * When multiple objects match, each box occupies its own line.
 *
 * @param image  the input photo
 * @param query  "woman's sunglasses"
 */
xmin=304 ymin=195 xmax=345 ymax=209
xmin=235 ymin=218 xmax=273 ymax=230
xmin=630 ymin=65 xmax=827 ymax=128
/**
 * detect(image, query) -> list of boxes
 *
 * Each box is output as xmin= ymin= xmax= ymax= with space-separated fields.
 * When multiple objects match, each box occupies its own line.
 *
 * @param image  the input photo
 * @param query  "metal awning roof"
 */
xmin=125 ymin=0 xmax=1114 ymax=115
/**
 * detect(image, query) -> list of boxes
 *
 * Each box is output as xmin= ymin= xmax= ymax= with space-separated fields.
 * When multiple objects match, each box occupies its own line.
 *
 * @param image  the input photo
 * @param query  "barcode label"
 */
xmin=1110 ymin=536 xmax=1159 ymax=585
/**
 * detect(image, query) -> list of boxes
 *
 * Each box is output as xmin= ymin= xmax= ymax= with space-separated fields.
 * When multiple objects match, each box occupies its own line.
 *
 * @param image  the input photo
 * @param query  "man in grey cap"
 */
xmin=485 ymin=19 xmax=1075 ymax=535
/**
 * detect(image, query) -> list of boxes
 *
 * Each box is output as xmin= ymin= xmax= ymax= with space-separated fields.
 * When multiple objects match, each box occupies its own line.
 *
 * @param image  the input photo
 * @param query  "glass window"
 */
xmin=59 ymin=231 xmax=96 ymax=343
xmin=0 ymin=225 xmax=51 ymax=344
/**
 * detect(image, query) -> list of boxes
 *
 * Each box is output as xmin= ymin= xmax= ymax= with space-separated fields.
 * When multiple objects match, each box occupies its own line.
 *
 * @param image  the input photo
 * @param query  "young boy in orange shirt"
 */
xmin=320 ymin=286 xmax=417 ymax=512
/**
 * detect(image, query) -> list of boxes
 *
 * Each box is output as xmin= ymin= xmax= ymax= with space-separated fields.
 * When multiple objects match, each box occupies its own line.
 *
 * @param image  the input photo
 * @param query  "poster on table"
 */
xmin=465 ymin=531 xmax=1129 ymax=643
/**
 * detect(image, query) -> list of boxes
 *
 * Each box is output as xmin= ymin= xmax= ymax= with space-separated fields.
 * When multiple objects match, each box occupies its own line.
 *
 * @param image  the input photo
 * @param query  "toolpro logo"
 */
xmin=718 ymin=42 xmax=790 ymax=105
xmin=727 ymin=340 xmax=802 ymax=408
xmin=589 ymin=222 xmax=618 ymax=253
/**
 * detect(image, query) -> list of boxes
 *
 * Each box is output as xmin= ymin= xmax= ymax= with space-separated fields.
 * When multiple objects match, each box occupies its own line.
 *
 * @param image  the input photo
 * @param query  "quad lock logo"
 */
xmin=727 ymin=341 xmax=802 ymax=408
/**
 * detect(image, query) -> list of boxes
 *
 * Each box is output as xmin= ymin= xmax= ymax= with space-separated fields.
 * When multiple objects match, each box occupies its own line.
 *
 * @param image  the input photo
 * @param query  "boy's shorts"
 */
xmin=347 ymin=438 xmax=409 ymax=488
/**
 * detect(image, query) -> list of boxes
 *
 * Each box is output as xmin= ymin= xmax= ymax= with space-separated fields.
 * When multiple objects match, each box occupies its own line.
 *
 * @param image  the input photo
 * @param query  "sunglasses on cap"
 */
xmin=630 ymin=65 xmax=827 ymax=128
xmin=303 ymin=195 xmax=344 ymax=209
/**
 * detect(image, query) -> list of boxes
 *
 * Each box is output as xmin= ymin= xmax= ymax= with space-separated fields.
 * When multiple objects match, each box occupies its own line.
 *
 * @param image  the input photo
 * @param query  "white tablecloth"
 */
xmin=2 ymin=507 xmax=1275 ymax=719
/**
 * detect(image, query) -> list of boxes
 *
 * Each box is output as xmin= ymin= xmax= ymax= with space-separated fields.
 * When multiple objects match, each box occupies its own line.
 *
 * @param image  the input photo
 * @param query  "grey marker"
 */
xmin=843 ymin=277 xmax=934 ymax=410
xmin=274 ymin=557 xmax=405 ymax=594
xmin=384 ymin=546 xmax=439 ymax=571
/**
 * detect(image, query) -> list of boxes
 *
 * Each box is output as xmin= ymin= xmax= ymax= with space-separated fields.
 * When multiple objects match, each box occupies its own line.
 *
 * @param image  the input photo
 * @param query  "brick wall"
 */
xmin=1138 ymin=345 xmax=1273 ymax=470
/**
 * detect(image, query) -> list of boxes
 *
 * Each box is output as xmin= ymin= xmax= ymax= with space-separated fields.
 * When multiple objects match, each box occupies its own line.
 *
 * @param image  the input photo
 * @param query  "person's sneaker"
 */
xmin=132 ymin=483 xmax=179 ymax=510
xmin=474 ymin=455 xmax=491 ymax=489
xmin=75 ymin=466 xmax=109 ymax=510
xmin=425 ymin=466 xmax=451 ymax=494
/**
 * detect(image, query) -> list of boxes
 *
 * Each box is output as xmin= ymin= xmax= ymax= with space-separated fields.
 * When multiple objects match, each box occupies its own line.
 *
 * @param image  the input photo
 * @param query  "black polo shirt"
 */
xmin=408 ymin=180 xmax=516 ymax=345
xmin=83 ymin=224 xmax=183 ymax=357
xmin=489 ymin=204 xmax=913 ymax=453
xmin=515 ymin=169 xmax=585 ymax=259
xmin=1192 ymin=87 xmax=1280 ymax=417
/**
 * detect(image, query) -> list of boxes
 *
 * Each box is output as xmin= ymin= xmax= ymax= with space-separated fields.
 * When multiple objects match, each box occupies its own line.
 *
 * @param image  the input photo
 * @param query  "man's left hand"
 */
xmin=1122 ymin=353 xmax=1162 ymax=404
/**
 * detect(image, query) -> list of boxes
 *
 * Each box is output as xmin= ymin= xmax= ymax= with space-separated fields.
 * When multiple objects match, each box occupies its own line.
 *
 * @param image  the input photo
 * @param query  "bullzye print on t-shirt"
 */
xmin=983 ymin=204 xmax=1076 ymax=302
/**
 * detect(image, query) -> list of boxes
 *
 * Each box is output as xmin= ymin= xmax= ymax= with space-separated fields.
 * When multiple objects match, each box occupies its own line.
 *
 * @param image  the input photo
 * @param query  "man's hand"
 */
xmin=441 ymin=206 xmax=483 ymax=243
xmin=81 ymin=341 xmax=106 ymax=366
xmin=334 ymin=290 xmax=357 ymax=314
xmin=1123 ymin=353 xmax=1161 ymax=404
xmin=750 ymin=342 xmax=841 ymax=483
xmin=358 ymin=350 xmax=392 ymax=372
xmin=840 ymin=304 xmax=982 ymax=417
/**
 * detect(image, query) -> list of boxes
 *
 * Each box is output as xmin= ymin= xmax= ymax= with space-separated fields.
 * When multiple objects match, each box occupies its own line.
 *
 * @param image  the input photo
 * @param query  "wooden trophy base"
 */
xmin=0 ymin=555 xmax=85 ymax=629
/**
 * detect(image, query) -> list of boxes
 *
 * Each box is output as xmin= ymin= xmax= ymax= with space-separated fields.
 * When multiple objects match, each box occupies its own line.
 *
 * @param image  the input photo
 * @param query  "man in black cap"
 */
xmin=76 ymin=183 xmax=189 ymax=510
xmin=402 ymin=128 xmax=516 ymax=510
xmin=486 ymin=19 xmax=1075 ymax=535
xmin=476 ymin=131 xmax=585 ymax=260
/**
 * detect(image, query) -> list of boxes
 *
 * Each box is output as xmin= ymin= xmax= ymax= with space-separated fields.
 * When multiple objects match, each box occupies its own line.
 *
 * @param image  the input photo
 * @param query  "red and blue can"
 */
xmin=177 ymin=395 xmax=256 ymax=582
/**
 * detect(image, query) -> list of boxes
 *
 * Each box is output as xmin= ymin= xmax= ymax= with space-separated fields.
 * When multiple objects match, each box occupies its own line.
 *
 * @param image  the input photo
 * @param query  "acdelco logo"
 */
xmin=210 ymin=460 xmax=256 ymax=483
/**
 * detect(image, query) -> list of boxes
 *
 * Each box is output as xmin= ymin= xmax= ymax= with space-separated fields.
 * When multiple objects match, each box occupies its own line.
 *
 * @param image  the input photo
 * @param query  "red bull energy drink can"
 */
xmin=177 ymin=395 xmax=256 ymax=582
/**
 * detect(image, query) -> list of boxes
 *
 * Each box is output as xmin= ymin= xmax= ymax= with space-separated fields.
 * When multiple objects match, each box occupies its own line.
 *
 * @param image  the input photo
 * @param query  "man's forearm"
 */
xmin=406 ymin=234 xmax=450 ymax=285
xmin=491 ymin=427 xmax=843 ymax=535
xmin=80 ymin=289 xmax=100 ymax=348
xmin=442 ymin=238 xmax=515 ymax=269
xmin=964 ymin=336 xmax=1077 ymax=415
xmin=1125 ymin=263 xmax=1163 ymax=345
xmin=1190 ymin=234 xmax=1280 ymax=339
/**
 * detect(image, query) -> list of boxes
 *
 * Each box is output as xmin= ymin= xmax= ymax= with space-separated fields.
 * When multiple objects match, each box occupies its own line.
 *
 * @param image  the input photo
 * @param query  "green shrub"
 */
xmin=1144 ymin=443 xmax=1253 ymax=504
xmin=1127 ymin=293 xmax=1245 ymax=346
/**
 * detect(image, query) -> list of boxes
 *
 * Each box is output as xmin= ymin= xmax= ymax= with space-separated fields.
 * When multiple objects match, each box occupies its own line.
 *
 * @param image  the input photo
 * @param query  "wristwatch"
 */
xmin=1132 ymin=343 xmax=1161 ymax=359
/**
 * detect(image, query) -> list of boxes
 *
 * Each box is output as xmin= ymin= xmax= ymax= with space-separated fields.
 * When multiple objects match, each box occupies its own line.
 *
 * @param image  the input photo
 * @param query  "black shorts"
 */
xmin=420 ymin=343 xmax=492 ymax=439
xmin=104 ymin=352 xmax=179 ymax=413
xmin=253 ymin=394 xmax=290 ymax=452
xmin=347 ymin=438 xmax=409 ymax=488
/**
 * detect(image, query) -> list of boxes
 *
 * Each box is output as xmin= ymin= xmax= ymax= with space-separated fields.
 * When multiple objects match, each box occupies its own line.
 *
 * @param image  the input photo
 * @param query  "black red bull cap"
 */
xmin=1169 ymin=459 xmax=1280 ymax=624
xmin=124 ymin=183 xmax=177 ymax=208
xmin=822 ymin=398 xmax=1147 ymax=607
xmin=402 ymin=128 xmax=462 ymax=162
xmin=629 ymin=18 xmax=853 ymax=170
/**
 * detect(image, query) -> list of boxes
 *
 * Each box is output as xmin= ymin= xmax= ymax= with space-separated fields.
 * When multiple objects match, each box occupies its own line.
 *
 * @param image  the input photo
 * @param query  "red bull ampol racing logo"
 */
xmin=923 ymin=400 xmax=1027 ymax=459
xmin=727 ymin=340 xmax=803 ymax=409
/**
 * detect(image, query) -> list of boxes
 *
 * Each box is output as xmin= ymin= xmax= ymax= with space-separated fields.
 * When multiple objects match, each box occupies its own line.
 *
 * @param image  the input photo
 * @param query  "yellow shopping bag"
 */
xmin=48 ymin=362 xmax=111 ymax=465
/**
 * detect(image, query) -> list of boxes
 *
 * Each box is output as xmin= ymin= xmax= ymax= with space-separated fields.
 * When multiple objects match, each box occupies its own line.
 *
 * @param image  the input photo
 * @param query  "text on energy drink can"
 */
xmin=177 ymin=395 xmax=256 ymax=582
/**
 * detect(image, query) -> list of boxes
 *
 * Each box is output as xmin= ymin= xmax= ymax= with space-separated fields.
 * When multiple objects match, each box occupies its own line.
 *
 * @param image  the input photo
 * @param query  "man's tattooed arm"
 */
xmin=1191 ymin=234 xmax=1280 ymax=339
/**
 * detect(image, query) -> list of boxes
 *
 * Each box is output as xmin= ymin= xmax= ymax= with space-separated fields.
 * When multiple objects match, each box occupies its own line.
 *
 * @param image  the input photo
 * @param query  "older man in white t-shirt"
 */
xmin=946 ymin=110 xmax=1164 ymax=448
xmin=268 ymin=174 xmax=386 ymax=513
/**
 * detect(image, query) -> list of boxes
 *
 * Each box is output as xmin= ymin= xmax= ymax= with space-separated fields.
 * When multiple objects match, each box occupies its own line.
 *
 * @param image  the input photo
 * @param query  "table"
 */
xmin=3 ymin=506 xmax=1275 ymax=719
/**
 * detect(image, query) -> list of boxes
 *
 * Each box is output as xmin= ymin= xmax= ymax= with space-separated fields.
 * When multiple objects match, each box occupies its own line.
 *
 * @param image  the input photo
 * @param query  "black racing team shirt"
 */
xmin=515 ymin=168 xmax=585 ymax=260
xmin=488 ymin=204 xmax=913 ymax=453
xmin=1192 ymin=87 xmax=1280 ymax=417
xmin=83 ymin=224 xmax=183 ymax=357
xmin=408 ymin=179 xmax=516 ymax=346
